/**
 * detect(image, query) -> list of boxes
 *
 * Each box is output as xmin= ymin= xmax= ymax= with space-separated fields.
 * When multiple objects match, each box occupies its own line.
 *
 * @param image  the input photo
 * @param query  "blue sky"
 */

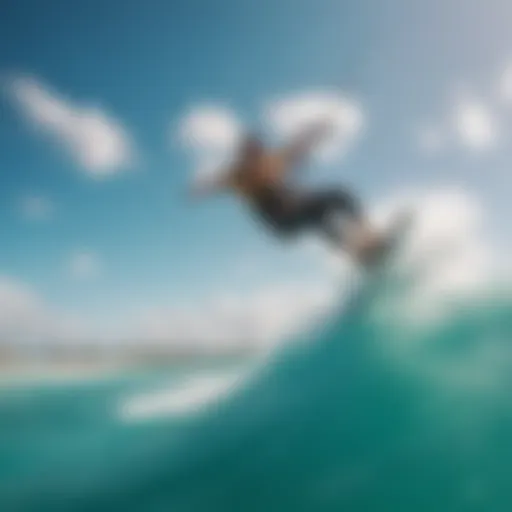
xmin=1 ymin=0 xmax=511 ymax=346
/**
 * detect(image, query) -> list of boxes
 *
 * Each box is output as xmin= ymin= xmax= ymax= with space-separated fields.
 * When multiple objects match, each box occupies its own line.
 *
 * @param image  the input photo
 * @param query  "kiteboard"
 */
xmin=362 ymin=208 xmax=415 ymax=272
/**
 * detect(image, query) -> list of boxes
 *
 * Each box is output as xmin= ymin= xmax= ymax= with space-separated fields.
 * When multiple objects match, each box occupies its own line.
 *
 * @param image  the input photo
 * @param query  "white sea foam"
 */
xmin=119 ymin=371 xmax=243 ymax=422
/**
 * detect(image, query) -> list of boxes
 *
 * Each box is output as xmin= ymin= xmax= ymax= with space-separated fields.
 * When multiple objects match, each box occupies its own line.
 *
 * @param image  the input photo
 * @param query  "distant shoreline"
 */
xmin=0 ymin=355 xmax=251 ymax=387
xmin=0 ymin=362 xmax=127 ymax=386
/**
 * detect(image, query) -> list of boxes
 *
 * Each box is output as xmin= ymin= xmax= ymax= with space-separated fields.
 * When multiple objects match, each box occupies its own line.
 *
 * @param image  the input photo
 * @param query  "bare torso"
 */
xmin=227 ymin=151 xmax=291 ymax=201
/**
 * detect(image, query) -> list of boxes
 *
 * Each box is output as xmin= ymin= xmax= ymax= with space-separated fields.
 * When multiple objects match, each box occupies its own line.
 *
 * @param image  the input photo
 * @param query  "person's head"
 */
xmin=238 ymin=133 xmax=265 ymax=162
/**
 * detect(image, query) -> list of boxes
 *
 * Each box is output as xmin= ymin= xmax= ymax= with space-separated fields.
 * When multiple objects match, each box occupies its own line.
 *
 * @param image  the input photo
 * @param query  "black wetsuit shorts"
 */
xmin=251 ymin=186 xmax=362 ymax=239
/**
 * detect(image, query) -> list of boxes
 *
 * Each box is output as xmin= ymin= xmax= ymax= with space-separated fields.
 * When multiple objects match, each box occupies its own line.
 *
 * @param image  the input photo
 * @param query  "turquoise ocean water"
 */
xmin=1 ymin=270 xmax=511 ymax=511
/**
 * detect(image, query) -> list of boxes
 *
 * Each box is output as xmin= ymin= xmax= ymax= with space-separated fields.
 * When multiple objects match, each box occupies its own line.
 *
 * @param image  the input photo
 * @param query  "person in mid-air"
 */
xmin=190 ymin=120 xmax=388 ymax=267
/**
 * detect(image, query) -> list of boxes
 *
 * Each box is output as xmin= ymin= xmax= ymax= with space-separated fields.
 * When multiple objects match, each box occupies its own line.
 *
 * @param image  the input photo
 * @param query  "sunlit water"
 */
xmin=1 ymin=267 xmax=511 ymax=511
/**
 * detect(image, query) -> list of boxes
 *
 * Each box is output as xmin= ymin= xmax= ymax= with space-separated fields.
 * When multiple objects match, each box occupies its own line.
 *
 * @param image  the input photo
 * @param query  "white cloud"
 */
xmin=453 ymin=95 xmax=498 ymax=151
xmin=19 ymin=194 xmax=54 ymax=222
xmin=9 ymin=76 xmax=134 ymax=177
xmin=178 ymin=104 xmax=242 ymax=156
xmin=298 ymin=186 xmax=496 ymax=307
xmin=177 ymin=104 xmax=242 ymax=181
xmin=67 ymin=250 xmax=102 ymax=281
xmin=497 ymin=62 xmax=512 ymax=104
xmin=264 ymin=90 xmax=364 ymax=163
xmin=369 ymin=186 xmax=495 ymax=323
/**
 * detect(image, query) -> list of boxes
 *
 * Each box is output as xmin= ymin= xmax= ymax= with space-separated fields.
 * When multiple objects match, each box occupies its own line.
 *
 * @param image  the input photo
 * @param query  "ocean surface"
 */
xmin=1 ymin=266 xmax=511 ymax=511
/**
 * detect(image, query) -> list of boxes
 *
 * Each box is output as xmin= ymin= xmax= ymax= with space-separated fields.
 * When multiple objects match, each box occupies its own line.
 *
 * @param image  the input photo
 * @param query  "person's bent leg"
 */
xmin=298 ymin=188 xmax=386 ymax=264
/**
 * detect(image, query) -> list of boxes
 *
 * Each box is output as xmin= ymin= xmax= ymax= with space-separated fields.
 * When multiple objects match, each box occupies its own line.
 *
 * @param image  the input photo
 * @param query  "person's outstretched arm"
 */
xmin=279 ymin=119 xmax=334 ymax=167
xmin=189 ymin=170 xmax=232 ymax=200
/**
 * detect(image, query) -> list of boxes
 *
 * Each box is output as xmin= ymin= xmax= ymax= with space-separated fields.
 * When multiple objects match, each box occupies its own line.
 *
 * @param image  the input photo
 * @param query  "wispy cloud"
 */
xmin=19 ymin=194 xmax=54 ymax=222
xmin=67 ymin=250 xmax=102 ymax=281
xmin=453 ymin=94 xmax=498 ymax=151
xmin=8 ymin=75 xmax=135 ymax=177
xmin=415 ymin=61 xmax=512 ymax=156
xmin=264 ymin=90 xmax=364 ymax=163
